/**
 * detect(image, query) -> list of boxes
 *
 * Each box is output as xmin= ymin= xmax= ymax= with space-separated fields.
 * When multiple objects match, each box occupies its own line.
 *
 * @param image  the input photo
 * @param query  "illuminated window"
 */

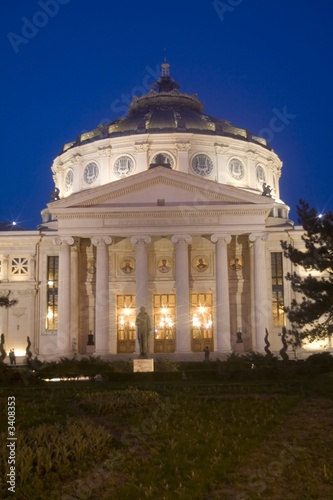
xmin=47 ymin=256 xmax=58 ymax=330
xmin=154 ymin=294 xmax=176 ymax=350
xmin=191 ymin=294 xmax=213 ymax=339
xmin=117 ymin=295 xmax=136 ymax=353
xmin=271 ymin=252 xmax=284 ymax=326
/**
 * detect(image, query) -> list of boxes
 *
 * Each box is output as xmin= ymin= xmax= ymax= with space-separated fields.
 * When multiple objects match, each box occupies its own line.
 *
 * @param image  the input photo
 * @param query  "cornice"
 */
xmin=51 ymin=206 xmax=271 ymax=220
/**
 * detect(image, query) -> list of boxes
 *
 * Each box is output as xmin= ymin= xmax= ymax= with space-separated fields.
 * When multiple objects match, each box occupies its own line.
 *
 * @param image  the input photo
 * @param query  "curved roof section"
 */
xmin=61 ymin=64 xmax=271 ymax=154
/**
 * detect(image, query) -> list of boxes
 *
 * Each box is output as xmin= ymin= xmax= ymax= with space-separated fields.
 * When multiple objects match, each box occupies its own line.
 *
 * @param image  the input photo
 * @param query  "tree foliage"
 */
xmin=0 ymin=294 xmax=18 ymax=309
xmin=281 ymin=200 xmax=333 ymax=344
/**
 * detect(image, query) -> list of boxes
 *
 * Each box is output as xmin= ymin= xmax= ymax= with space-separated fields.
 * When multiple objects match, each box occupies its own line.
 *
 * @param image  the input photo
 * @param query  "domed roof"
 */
xmin=61 ymin=63 xmax=271 ymax=154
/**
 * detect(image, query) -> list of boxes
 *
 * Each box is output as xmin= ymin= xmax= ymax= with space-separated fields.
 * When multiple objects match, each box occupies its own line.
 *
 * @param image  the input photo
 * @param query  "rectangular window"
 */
xmin=271 ymin=252 xmax=284 ymax=327
xmin=47 ymin=256 xmax=58 ymax=330
xmin=117 ymin=295 xmax=136 ymax=353
xmin=154 ymin=294 xmax=176 ymax=353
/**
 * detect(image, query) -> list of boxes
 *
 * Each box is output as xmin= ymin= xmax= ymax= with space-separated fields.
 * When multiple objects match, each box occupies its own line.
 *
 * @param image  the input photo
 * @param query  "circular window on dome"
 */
xmin=113 ymin=156 xmax=135 ymax=178
xmin=191 ymin=154 xmax=214 ymax=176
xmin=229 ymin=159 xmax=245 ymax=180
xmin=65 ymin=169 xmax=74 ymax=190
xmin=151 ymin=152 xmax=174 ymax=169
xmin=84 ymin=162 xmax=99 ymax=184
xmin=256 ymin=165 xmax=266 ymax=184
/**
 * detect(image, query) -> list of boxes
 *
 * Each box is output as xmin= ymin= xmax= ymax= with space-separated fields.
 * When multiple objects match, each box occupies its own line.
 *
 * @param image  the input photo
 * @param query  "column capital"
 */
xmin=249 ymin=232 xmax=269 ymax=243
xmin=211 ymin=234 xmax=232 ymax=244
xmin=131 ymin=235 xmax=151 ymax=245
xmin=53 ymin=236 xmax=75 ymax=246
xmin=214 ymin=144 xmax=229 ymax=154
xmin=91 ymin=236 xmax=112 ymax=247
xmin=175 ymin=142 xmax=191 ymax=152
xmin=171 ymin=234 xmax=192 ymax=245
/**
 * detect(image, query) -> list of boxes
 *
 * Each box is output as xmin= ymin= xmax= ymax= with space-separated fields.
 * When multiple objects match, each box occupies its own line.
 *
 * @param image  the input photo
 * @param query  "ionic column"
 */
xmin=171 ymin=235 xmax=192 ymax=353
xmin=54 ymin=237 xmax=74 ymax=356
xmin=249 ymin=232 xmax=269 ymax=352
xmin=211 ymin=234 xmax=232 ymax=352
xmin=131 ymin=236 xmax=151 ymax=311
xmin=92 ymin=236 xmax=112 ymax=355
xmin=71 ymin=240 xmax=79 ymax=354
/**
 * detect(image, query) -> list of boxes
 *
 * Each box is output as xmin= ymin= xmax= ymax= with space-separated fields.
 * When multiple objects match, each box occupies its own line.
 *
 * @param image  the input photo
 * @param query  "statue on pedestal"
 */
xmin=135 ymin=306 xmax=151 ymax=357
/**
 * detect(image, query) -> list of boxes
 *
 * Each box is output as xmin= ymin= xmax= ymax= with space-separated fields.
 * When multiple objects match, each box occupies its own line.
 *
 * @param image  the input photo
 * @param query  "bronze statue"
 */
xmin=135 ymin=306 xmax=151 ymax=357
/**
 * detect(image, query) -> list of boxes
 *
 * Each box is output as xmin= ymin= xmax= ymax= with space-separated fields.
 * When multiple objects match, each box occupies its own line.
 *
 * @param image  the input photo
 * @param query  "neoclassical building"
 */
xmin=1 ymin=63 xmax=325 ymax=361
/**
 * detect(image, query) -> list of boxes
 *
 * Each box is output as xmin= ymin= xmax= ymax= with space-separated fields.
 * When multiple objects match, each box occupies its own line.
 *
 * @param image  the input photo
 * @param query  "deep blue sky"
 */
xmin=1 ymin=0 xmax=332 ymax=229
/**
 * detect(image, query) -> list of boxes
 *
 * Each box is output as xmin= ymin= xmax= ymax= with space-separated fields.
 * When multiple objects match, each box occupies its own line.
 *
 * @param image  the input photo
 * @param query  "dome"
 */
xmin=61 ymin=63 xmax=271 ymax=154
xmin=52 ymin=62 xmax=286 ymax=222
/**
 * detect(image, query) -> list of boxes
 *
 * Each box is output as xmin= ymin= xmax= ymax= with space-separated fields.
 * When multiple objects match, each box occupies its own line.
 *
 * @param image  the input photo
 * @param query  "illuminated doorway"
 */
xmin=191 ymin=293 xmax=214 ymax=352
xmin=154 ymin=294 xmax=176 ymax=353
xmin=117 ymin=295 xmax=136 ymax=353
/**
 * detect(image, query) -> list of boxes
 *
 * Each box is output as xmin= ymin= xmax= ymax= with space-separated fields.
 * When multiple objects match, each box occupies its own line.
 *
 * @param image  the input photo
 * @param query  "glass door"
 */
xmin=117 ymin=295 xmax=136 ymax=353
xmin=154 ymin=294 xmax=176 ymax=353
xmin=191 ymin=293 xmax=214 ymax=353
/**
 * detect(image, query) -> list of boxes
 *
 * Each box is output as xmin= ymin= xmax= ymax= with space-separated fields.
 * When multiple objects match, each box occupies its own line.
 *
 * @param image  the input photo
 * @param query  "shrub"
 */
xmin=305 ymin=351 xmax=333 ymax=365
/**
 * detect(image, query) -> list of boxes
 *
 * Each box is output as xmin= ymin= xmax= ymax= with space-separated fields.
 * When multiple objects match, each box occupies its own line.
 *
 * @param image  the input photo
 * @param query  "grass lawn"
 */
xmin=1 ymin=365 xmax=333 ymax=499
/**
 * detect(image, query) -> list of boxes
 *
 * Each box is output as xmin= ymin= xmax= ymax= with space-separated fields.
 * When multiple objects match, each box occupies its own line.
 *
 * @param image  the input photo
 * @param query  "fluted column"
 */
xmin=211 ymin=234 xmax=232 ymax=352
xmin=171 ymin=235 xmax=192 ymax=353
xmin=131 ymin=236 xmax=151 ymax=355
xmin=92 ymin=236 xmax=112 ymax=355
xmin=249 ymin=232 xmax=269 ymax=352
xmin=54 ymin=237 xmax=74 ymax=356
xmin=71 ymin=240 xmax=79 ymax=354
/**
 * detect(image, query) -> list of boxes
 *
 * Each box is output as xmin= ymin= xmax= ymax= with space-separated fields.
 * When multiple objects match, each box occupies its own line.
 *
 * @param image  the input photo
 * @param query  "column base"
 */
xmin=56 ymin=350 xmax=74 ymax=360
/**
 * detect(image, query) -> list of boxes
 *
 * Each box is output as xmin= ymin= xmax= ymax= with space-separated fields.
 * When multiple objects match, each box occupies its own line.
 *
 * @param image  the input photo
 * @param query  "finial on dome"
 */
xmin=161 ymin=49 xmax=170 ymax=76
xmin=150 ymin=53 xmax=180 ymax=93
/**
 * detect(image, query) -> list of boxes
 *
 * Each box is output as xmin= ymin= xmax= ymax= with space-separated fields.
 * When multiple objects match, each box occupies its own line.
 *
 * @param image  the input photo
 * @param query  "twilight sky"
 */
xmin=1 ymin=0 xmax=332 ymax=229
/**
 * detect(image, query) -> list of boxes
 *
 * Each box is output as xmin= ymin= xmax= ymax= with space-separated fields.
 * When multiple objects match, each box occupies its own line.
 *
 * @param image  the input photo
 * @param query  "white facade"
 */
xmin=1 ymin=65 xmax=327 ymax=361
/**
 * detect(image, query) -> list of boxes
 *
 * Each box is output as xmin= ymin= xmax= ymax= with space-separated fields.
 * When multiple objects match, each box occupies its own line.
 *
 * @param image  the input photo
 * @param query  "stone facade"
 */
xmin=1 ymin=64 xmax=330 ymax=361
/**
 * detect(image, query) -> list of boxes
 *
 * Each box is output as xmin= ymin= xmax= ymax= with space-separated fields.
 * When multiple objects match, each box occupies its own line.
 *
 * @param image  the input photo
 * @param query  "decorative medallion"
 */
xmin=256 ymin=165 xmax=266 ymax=184
xmin=113 ymin=156 xmax=135 ymax=178
xmin=193 ymin=256 xmax=209 ymax=272
xmin=230 ymin=257 xmax=243 ymax=271
xmin=65 ymin=169 xmax=74 ymax=190
xmin=229 ymin=159 xmax=245 ymax=180
xmin=120 ymin=257 xmax=135 ymax=274
xmin=191 ymin=154 xmax=214 ymax=176
xmin=157 ymin=257 xmax=172 ymax=274
xmin=84 ymin=162 xmax=99 ymax=184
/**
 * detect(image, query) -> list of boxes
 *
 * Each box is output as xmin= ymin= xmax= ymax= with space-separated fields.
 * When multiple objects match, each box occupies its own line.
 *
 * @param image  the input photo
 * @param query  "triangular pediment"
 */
xmin=49 ymin=167 xmax=273 ymax=210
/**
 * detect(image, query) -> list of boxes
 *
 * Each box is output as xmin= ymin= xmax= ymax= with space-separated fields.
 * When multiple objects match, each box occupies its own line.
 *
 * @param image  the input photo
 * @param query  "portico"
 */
xmin=47 ymin=166 xmax=274 ymax=358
